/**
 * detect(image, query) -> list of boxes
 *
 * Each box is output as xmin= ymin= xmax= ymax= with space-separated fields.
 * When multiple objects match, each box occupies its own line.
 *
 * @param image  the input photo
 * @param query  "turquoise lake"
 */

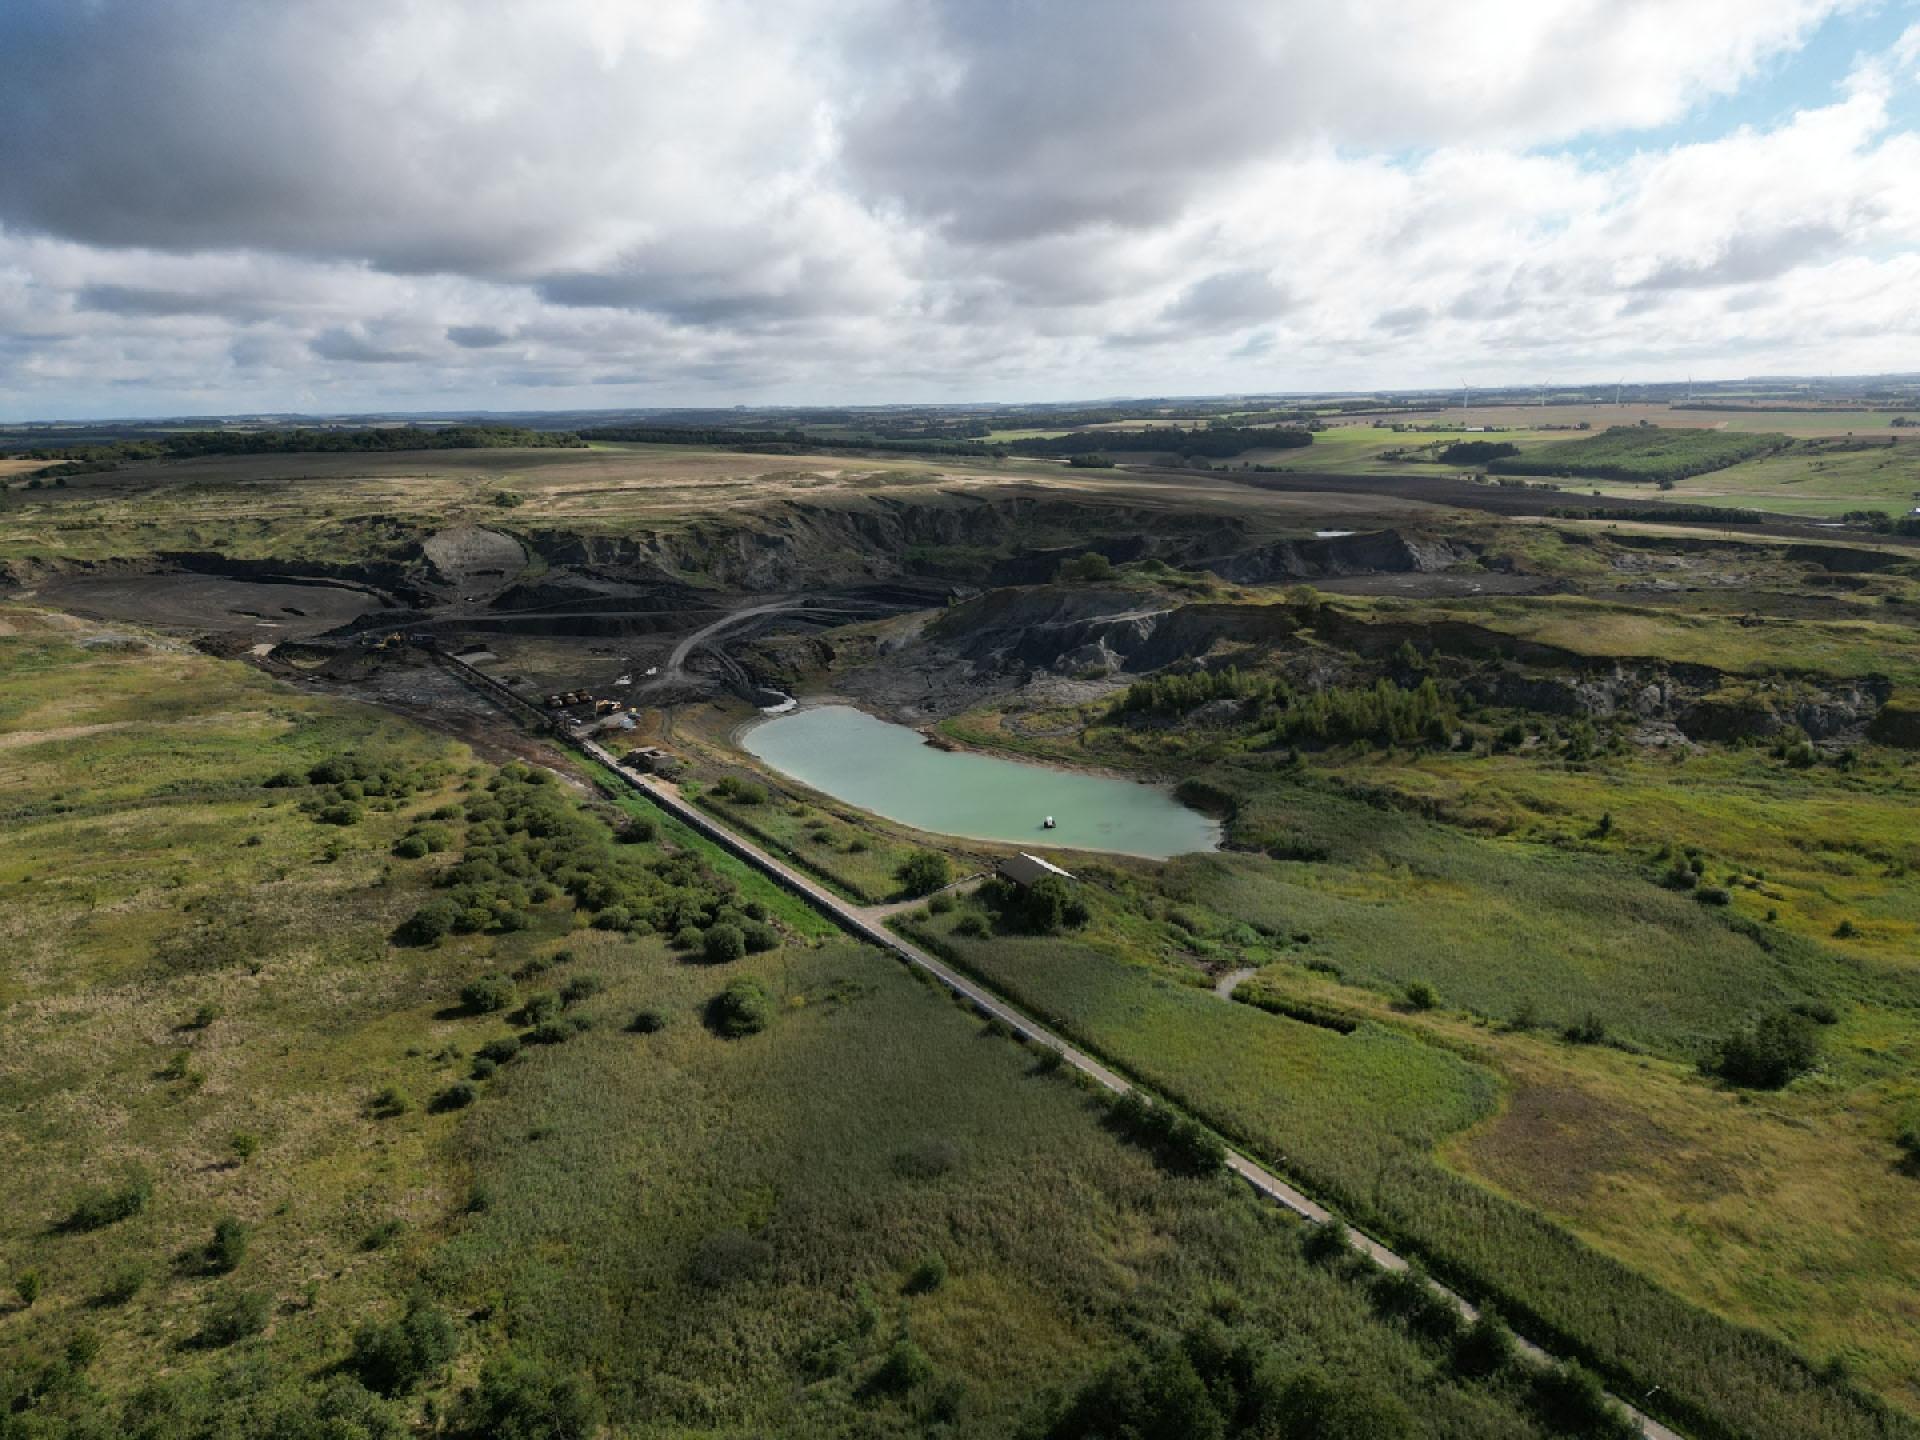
xmin=740 ymin=704 xmax=1220 ymax=859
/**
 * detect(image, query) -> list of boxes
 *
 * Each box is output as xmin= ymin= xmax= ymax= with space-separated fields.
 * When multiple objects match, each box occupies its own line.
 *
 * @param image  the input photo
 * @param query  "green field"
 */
xmin=2 ymin=606 xmax=1588 ymax=1438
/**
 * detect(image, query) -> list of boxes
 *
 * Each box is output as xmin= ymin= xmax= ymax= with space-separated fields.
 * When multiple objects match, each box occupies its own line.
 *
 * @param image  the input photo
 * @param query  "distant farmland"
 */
xmin=1492 ymin=425 xmax=1791 ymax=484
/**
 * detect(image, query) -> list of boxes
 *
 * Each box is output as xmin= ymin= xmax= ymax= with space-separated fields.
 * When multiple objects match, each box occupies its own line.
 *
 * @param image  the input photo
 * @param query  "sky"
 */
xmin=2 ymin=0 xmax=1918 ymax=420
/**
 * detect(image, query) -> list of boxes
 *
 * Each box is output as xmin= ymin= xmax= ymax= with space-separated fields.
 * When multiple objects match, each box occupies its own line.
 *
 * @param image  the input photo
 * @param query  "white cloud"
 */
xmin=0 ymin=0 xmax=1914 ymax=415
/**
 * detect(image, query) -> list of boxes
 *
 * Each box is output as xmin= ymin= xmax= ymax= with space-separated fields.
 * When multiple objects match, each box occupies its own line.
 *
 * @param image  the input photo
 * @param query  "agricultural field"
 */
xmin=1488 ymin=428 xmax=1793 ymax=485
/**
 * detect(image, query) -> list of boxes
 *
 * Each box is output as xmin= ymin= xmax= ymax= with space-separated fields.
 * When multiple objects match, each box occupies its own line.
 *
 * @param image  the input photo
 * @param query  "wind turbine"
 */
xmin=1615 ymin=376 xmax=1625 ymax=406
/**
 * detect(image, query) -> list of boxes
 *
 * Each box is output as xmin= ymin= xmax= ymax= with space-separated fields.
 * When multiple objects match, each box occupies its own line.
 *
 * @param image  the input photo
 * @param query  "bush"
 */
xmin=317 ymin=803 xmax=363 ymax=827
xmin=460 ymin=973 xmax=515 ymax=1014
xmin=1274 ymin=1367 xmax=1414 ymax=1440
xmin=520 ymin=992 xmax=560 ymax=1025
xmin=470 ymin=1056 xmax=498 ymax=1080
xmin=1530 ymin=1362 xmax=1636 ymax=1438
xmin=204 ymin=1216 xmax=249 ymax=1274
xmin=708 ymin=978 xmax=774 ymax=1037
xmin=1562 ymin=1012 xmax=1608 ymax=1045
xmin=1106 ymin=1091 xmax=1225 ymax=1177
xmin=348 ymin=1298 xmax=460 ymax=1396
xmin=526 ymin=1020 xmax=577 ymax=1046
xmin=394 ymin=899 xmax=458 ymax=946
xmin=953 ymin=913 xmax=989 ymax=938
xmin=559 ymin=974 xmax=604 ymax=1007
xmin=904 ymin=1253 xmax=948 ymax=1295
xmin=392 ymin=834 xmax=430 ymax=860
xmin=1695 ymin=886 xmax=1732 ymax=907
xmin=229 ymin=1131 xmax=259 ymax=1163
xmin=628 ymin=1007 xmax=669 ymax=1034
xmin=1452 ymin=1312 xmax=1515 ymax=1378
xmin=478 ymin=1035 xmax=522 ymax=1065
xmin=1370 ymin=1265 xmax=1459 ymax=1343
xmin=1708 ymin=1007 xmax=1820 ymax=1089
xmin=96 ymin=1261 xmax=147 ymax=1306
xmin=617 ymin=816 xmax=657 ymax=844
xmin=702 ymin=923 xmax=746 ymax=964
xmin=742 ymin=920 xmax=779 ymax=953
xmin=60 ymin=1172 xmax=152 ymax=1233
xmin=456 ymin=1353 xmax=603 ymax=1440
xmin=15 ymin=1271 xmax=41 ymax=1307
xmin=197 ymin=1287 xmax=270 ymax=1347
xmin=1401 ymin=980 xmax=1438 ymax=1011
xmin=870 ymin=1337 xmax=934 ymax=1393
xmin=712 ymin=776 xmax=768 ymax=805
xmin=672 ymin=924 xmax=703 ymax=951
xmin=1058 ymin=551 xmax=1116 ymax=582
xmin=1301 ymin=1220 xmax=1348 ymax=1266
xmin=896 ymin=849 xmax=953 ymax=898
xmin=368 ymin=1085 xmax=410 ymax=1118
xmin=429 ymin=1082 xmax=477 ymax=1113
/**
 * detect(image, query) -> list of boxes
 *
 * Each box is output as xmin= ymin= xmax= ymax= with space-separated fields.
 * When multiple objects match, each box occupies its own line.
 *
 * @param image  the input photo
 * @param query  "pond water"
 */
xmin=740 ymin=704 xmax=1220 ymax=859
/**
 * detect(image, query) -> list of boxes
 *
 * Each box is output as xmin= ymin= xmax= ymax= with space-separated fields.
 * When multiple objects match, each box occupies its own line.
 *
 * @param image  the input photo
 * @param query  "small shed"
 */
xmin=997 ymin=852 xmax=1074 ymax=888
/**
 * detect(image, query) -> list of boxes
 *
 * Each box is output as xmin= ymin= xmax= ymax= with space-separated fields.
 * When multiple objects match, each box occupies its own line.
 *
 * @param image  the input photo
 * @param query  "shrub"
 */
xmin=1452 ymin=1312 xmax=1515 ymax=1378
xmin=1695 ymin=886 xmax=1731 ymax=907
xmin=702 ymin=923 xmax=746 ymax=964
xmin=456 ymin=1353 xmax=604 ymax=1440
xmin=1708 ymin=1007 xmax=1819 ymax=1089
xmin=893 ymin=1138 xmax=963 ymax=1179
xmin=392 ymin=834 xmax=430 ymax=860
xmin=628 ymin=1008 xmax=668 ymax=1034
xmin=429 ymin=1081 xmax=477 ymax=1113
xmin=204 ymin=1216 xmax=249 ymax=1274
xmin=96 ymin=1261 xmax=147 ymax=1306
xmin=1530 ymin=1362 xmax=1635 ymax=1438
xmin=896 ymin=849 xmax=953 ymax=898
xmin=15 ymin=1271 xmax=41 ymax=1307
xmin=1274 ymin=1367 xmax=1414 ymax=1440
xmin=928 ymin=893 xmax=955 ymax=915
xmin=470 ymin=1056 xmax=498 ymax=1081
xmin=708 ymin=977 xmax=774 ymax=1037
xmin=953 ymin=913 xmax=989 ymax=938
xmin=317 ymin=803 xmax=363 ymax=827
xmin=348 ymin=1298 xmax=459 ymax=1396
xmin=1562 ymin=1012 xmax=1608 ymax=1045
xmin=460 ymin=974 xmax=515 ymax=1014
xmin=742 ymin=920 xmax=779 ymax=953
xmin=871 ymin=1337 xmax=934 ymax=1393
xmin=1402 ymin=979 xmax=1438 ymax=1011
xmin=713 ymin=776 xmax=768 ymax=805
xmin=526 ymin=1020 xmax=575 ymax=1046
xmin=478 ymin=1035 xmax=522 ymax=1065
xmin=368 ymin=1086 xmax=410 ymax=1118
xmin=1301 ymin=1220 xmax=1348 ymax=1266
xmin=197 ymin=1287 xmax=270 ymax=1347
xmin=520 ymin=992 xmax=560 ymax=1025
xmin=60 ymin=1172 xmax=152 ymax=1233
xmin=617 ymin=816 xmax=657 ymax=844
xmin=672 ymin=924 xmax=703 ymax=951
xmin=904 ymin=1253 xmax=948 ymax=1295
xmin=394 ymin=899 xmax=458 ymax=946
xmin=361 ymin=1219 xmax=404 ymax=1251
xmin=1370 ymin=1265 xmax=1459 ymax=1343
xmin=229 ymin=1131 xmax=259 ymax=1163
xmin=559 ymin=974 xmax=604 ymax=1007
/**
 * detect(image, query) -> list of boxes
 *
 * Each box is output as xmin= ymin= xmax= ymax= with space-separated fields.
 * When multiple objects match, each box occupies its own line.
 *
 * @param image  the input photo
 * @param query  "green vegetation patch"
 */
xmin=1491 ymin=426 xmax=1791 ymax=484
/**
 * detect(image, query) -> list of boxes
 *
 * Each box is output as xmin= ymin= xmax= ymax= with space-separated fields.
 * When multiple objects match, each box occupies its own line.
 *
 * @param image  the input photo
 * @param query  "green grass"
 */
xmin=897 ymin=893 xmax=1915 ymax=1440
xmin=1 ymin=605 xmax=1566 ymax=1438
xmin=1489 ymin=426 xmax=1792 ymax=484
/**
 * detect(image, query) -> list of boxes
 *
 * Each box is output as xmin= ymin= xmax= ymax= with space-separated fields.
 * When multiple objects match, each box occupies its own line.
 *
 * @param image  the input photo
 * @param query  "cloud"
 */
xmin=447 ymin=325 xmax=512 ymax=349
xmin=0 ymin=0 xmax=1914 ymax=416
xmin=309 ymin=327 xmax=426 ymax=364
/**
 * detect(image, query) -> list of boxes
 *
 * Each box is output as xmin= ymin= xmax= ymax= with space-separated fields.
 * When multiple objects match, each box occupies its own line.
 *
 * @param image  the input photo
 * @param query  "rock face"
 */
xmin=1207 ymin=529 xmax=1480 ymax=584
xmin=420 ymin=527 xmax=528 ymax=591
